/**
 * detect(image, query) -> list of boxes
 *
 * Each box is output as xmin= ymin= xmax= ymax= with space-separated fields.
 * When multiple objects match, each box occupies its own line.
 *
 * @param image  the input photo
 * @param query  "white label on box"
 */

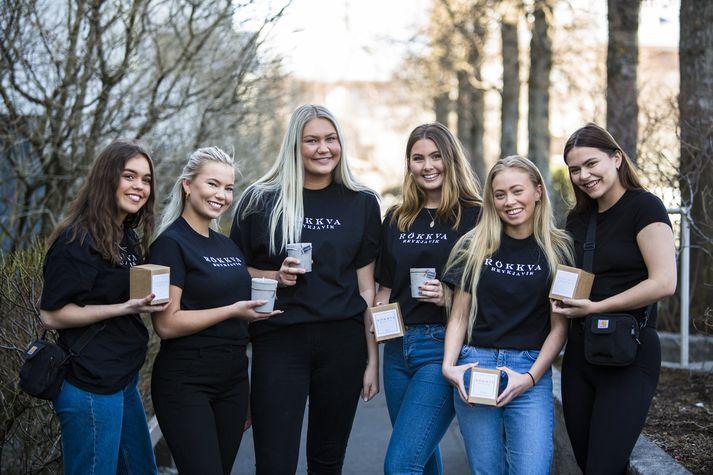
xmin=551 ymin=269 xmax=579 ymax=298
xmin=152 ymin=273 xmax=170 ymax=301
xmin=470 ymin=370 xmax=499 ymax=399
xmin=373 ymin=308 xmax=401 ymax=338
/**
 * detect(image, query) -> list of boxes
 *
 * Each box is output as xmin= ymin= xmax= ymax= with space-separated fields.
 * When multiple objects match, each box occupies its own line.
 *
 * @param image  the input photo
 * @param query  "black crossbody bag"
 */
xmin=19 ymin=323 xmax=105 ymax=400
xmin=581 ymin=213 xmax=652 ymax=367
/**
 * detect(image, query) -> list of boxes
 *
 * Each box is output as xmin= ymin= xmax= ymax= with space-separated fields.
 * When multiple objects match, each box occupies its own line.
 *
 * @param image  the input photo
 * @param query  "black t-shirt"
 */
xmin=566 ymin=189 xmax=671 ymax=327
xmin=377 ymin=206 xmax=480 ymax=325
xmin=230 ymin=182 xmax=381 ymax=336
xmin=443 ymin=233 xmax=551 ymax=350
xmin=149 ymin=217 xmax=251 ymax=349
xmin=40 ymin=227 xmax=149 ymax=394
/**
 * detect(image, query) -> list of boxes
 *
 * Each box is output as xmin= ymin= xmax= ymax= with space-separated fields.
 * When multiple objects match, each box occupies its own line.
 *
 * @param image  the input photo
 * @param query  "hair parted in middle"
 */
xmin=50 ymin=140 xmax=156 ymax=265
xmin=154 ymin=146 xmax=236 ymax=240
xmin=237 ymin=104 xmax=376 ymax=255
xmin=563 ymin=122 xmax=645 ymax=214
xmin=445 ymin=155 xmax=573 ymax=341
xmin=390 ymin=122 xmax=483 ymax=232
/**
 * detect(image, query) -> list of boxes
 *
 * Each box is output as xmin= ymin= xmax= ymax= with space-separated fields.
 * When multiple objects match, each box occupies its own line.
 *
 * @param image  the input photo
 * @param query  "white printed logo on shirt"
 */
xmin=398 ymin=232 xmax=449 ymax=245
xmin=483 ymin=258 xmax=542 ymax=277
xmin=303 ymin=217 xmax=342 ymax=231
xmin=202 ymin=256 xmax=244 ymax=268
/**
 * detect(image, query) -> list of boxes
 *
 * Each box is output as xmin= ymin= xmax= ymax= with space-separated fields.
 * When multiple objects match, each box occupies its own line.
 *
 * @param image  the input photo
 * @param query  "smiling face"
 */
xmin=301 ymin=117 xmax=342 ymax=189
xmin=182 ymin=161 xmax=235 ymax=224
xmin=566 ymin=146 xmax=623 ymax=203
xmin=116 ymin=155 xmax=152 ymax=222
xmin=491 ymin=167 xmax=542 ymax=238
xmin=408 ymin=138 xmax=444 ymax=203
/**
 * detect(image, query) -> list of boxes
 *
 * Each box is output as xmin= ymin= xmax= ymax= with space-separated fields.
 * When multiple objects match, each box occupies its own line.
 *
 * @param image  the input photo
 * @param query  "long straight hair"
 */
xmin=237 ymin=104 xmax=375 ymax=254
xmin=154 ymin=147 xmax=236 ymax=239
xmin=50 ymin=141 xmax=156 ymax=264
xmin=390 ymin=122 xmax=482 ymax=231
xmin=563 ymin=123 xmax=645 ymax=214
xmin=445 ymin=156 xmax=573 ymax=341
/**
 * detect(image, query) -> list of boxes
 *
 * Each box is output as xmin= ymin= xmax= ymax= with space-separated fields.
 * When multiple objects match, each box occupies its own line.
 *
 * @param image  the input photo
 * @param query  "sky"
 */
xmin=258 ymin=0 xmax=680 ymax=82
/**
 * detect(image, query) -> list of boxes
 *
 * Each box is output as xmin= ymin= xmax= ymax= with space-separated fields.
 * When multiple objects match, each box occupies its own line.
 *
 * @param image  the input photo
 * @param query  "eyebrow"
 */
xmin=123 ymin=167 xmax=151 ymax=177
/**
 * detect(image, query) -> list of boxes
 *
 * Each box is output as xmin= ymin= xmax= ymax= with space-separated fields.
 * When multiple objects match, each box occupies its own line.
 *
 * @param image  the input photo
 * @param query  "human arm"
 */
xmin=442 ymin=289 xmax=476 ymax=402
xmin=40 ymin=295 xmax=168 ymax=329
xmin=151 ymin=285 xmax=282 ymax=339
xmin=358 ymin=262 xmax=379 ymax=401
xmin=496 ymin=309 xmax=568 ymax=407
xmin=553 ymin=222 xmax=676 ymax=317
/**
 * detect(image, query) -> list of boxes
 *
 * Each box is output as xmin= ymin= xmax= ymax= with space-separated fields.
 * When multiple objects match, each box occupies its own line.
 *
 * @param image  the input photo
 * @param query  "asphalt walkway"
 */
xmin=232 ymin=347 xmax=470 ymax=474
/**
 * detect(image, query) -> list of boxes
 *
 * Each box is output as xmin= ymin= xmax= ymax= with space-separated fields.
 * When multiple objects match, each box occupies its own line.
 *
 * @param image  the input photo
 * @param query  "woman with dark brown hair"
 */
xmin=557 ymin=123 xmax=677 ymax=474
xmin=40 ymin=141 xmax=166 ymax=474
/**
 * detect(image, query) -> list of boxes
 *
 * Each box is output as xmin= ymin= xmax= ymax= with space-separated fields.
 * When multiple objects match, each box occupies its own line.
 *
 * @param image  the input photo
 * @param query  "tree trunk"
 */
xmin=457 ymin=58 xmax=486 ymax=181
xmin=607 ymin=0 xmax=641 ymax=163
xmin=679 ymin=0 xmax=713 ymax=325
xmin=528 ymin=0 xmax=553 ymax=192
xmin=434 ymin=92 xmax=451 ymax=126
xmin=500 ymin=6 xmax=520 ymax=158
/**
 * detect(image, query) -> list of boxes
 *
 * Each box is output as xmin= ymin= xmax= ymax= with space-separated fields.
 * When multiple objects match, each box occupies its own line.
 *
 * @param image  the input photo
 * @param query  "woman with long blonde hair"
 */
xmin=231 ymin=104 xmax=381 ymax=474
xmin=376 ymin=123 xmax=481 ymax=474
xmin=442 ymin=156 xmax=573 ymax=474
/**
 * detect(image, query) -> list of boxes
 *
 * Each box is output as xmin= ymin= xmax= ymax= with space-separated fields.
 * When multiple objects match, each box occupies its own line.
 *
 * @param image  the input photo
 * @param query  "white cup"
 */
xmin=410 ymin=268 xmax=437 ymax=298
xmin=286 ymin=243 xmax=312 ymax=272
xmin=251 ymin=278 xmax=278 ymax=313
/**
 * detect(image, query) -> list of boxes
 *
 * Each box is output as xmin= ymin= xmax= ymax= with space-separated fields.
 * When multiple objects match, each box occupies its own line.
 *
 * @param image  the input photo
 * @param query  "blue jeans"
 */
xmin=455 ymin=346 xmax=553 ymax=475
xmin=53 ymin=373 xmax=157 ymax=475
xmin=383 ymin=324 xmax=455 ymax=475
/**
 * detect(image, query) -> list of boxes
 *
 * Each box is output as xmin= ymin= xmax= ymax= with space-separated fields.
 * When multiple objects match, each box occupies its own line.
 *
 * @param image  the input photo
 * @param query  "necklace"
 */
xmin=425 ymin=208 xmax=436 ymax=228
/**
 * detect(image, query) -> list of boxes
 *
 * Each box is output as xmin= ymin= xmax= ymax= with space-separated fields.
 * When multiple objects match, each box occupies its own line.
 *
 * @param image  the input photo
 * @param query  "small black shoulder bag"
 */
xmin=582 ymin=213 xmax=652 ymax=367
xmin=19 ymin=323 xmax=105 ymax=400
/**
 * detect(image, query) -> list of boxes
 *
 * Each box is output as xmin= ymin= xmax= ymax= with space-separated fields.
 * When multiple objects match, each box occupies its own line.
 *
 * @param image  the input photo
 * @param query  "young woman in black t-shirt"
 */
xmin=231 ymin=104 xmax=381 ymax=474
xmin=149 ymin=147 xmax=281 ymax=475
xmin=40 ymin=141 xmax=165 ymax=475
xmin=442 ymin=156 xmax=573 ymax=475
xmin=556 ymin=123 xmax=676 ymax=474
xmin=376 ymin=123 xmax=481 ymax=474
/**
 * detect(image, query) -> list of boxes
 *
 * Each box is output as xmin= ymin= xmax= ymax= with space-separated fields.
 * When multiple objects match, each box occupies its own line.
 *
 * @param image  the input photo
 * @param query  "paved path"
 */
xmin=232 ymin=347 xmax=469 ymax=474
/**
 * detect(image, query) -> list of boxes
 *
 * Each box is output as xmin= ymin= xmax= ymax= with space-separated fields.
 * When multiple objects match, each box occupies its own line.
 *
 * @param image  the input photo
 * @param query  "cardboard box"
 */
xmin=549 ymin=264 xmax=594 ymax=301
xmin=130 ymin=264 xmax=170 ymax=304
xmin=467 ymin=367 xmax=501 ymax=405
xmin=369 ymin=303 xmax=405 ymax=342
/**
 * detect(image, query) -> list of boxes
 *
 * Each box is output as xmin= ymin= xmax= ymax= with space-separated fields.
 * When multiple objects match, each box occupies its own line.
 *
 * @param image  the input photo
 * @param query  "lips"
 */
xmin=581 ymin=179 xmax=600 ymax=192
xmin=207 ymin=200 xmax=224 ymax=210
xmin=125 ymin=193 xmax=143 ymax=203
xmin=422 ymin=173 xmax=440 ymax=181
xmin=505 ymin=207 xmax=524 ymax=218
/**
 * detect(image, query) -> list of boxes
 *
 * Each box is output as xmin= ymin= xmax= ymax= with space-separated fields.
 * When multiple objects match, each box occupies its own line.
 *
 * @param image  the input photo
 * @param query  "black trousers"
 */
xmin=561 ymin=322 xmax=660 ymax=475
xmin=250 ymin=319 xmax=368 ymax=475
xmin=151 ymin=345 xmax=249 ymax=475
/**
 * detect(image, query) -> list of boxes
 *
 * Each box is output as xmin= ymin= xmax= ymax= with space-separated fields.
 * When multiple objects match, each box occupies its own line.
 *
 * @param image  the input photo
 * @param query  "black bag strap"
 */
xmin=583 ymin=212 xmax=654 ymax=329
xmin=63 ymin=323 xmax=106 ymax=357
xmin=583 ymin=212 xmax=597 ymax=272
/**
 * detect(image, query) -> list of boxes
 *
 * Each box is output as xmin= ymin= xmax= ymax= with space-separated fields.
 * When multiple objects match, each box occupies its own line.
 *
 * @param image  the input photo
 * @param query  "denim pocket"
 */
xmin=524 ymin=349 xmax=540 ymax=363
xmin=427 ymin=324 xmax=446 ymax=343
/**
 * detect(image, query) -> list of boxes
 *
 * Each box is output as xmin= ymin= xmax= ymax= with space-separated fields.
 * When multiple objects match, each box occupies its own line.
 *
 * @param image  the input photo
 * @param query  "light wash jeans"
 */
xmin=53 ymin=373 xmax=157 ymax=475
xmin=383 ymin=324 xmax=456 ymax=475
xmin=455 ymin=346 xmax=553 ymax=475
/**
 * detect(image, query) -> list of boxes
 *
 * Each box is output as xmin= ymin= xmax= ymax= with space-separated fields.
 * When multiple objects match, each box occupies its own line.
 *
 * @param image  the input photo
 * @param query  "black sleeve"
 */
xmin=230 ymin=192 xmax=255 ymax=264
xmin=149 ymin=235 xmax=187 ymax=289
xmin=40 ymin=237 xmax=100 ymax=310
xmin=633 ymin=192 xmax=672 ymax=234
xmin=376 ymin=210 xmax=394 ymax=287
xmin=354 ymin=192 xmax=382 ymax=269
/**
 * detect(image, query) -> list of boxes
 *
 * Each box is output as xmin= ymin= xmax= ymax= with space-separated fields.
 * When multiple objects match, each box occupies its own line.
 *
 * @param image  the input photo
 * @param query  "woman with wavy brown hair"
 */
xmin=377 ymin=123 xmax=482 ymax=474
xmin=40 ymin=141 xmax=166 ymax=474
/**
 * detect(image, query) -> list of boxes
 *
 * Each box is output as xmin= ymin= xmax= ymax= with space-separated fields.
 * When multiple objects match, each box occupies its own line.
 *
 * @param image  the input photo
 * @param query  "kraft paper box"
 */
xmin=130 ymin=264 xmax=170 ymax=304
xmin=369 ymin=303 xmax=405 ymax=343
xmin=468 ymin=367 xmax=501 ymax=406
xmin=549 ymin=264 xmax=594 ymax=301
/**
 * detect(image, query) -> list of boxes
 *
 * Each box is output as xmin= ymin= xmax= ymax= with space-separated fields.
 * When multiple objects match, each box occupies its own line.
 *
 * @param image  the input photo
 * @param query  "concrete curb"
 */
xmin=551 ymin=367 xmax=692 ymax=475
